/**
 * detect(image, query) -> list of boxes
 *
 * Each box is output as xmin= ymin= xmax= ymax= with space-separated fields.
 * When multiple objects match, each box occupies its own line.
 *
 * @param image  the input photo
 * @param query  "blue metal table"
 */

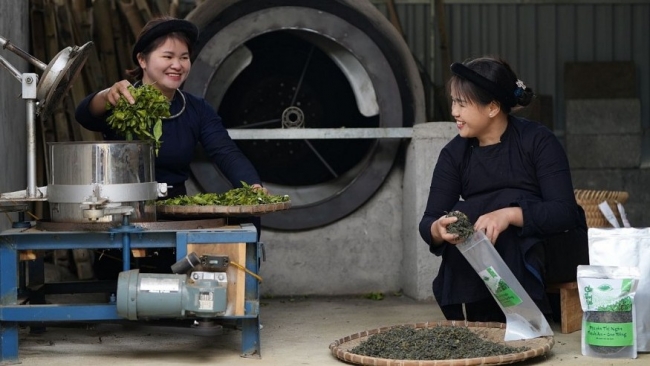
xmin=0 ymin=222 xmax=261 ymax=364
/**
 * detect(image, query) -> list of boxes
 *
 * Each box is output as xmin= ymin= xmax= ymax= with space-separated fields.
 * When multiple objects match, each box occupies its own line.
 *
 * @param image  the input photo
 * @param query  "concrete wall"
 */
xmin=0 ymin=2 xmax=28 ymax=231
xmin=259 ymin=122 xmax=456 ymax=300
xmin=401 ymin=122 xmax=457 ymax=300
xmin=259 ymin=155 xmax=405 ymax=297
xmin=563 ymin=61 xmax=649 ymax=227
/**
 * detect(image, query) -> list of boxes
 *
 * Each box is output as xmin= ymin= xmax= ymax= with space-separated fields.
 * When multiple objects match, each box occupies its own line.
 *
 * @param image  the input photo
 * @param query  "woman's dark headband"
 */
xmin=132 ymin=19 xmax=199 ymax=65
xmin=450 ymin=62 xmax=517 ymax=108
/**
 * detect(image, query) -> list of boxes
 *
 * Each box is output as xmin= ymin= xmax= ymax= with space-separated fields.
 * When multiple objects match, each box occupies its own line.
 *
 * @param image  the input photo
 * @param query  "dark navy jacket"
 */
xmin=418 ymin=115 xmax=587 ymax=313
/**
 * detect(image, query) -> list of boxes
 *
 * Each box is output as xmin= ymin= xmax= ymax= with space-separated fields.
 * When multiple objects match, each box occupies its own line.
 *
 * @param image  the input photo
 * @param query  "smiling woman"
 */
xmin=419 ymin=56 xmax=588 ymax=324
xmin=73 ymin=16 xmax=267 ymax=278
xmin=74 ymin=16 xmax=264 ymax=200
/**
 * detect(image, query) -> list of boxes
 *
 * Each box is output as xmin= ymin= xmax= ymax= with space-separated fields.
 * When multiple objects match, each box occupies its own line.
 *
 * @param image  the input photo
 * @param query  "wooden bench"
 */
xmin=546 ymin=281 xmax=582 ymax=333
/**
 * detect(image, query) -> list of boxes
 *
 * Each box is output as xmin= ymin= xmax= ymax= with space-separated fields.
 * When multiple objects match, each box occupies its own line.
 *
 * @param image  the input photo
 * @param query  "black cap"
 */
xmin=131 ymin=19 xmax=199 ymax=65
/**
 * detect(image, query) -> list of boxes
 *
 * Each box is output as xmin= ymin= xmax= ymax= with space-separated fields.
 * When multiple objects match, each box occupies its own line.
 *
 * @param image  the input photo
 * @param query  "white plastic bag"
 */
xmin=589 ymin=228 xmax=650 ymax=351
xmin=457 ymin=231 xmax=553 ymax=341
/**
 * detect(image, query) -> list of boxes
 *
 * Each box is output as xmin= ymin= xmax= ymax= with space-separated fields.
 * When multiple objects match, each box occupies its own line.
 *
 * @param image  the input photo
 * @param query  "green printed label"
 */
xmin=479 ymin=267 xmax=523 ymax=307
xmin=582 ymin=278 xmax=634 ymax=311
xmin=586 ymin=322 xmax=634 ymax=347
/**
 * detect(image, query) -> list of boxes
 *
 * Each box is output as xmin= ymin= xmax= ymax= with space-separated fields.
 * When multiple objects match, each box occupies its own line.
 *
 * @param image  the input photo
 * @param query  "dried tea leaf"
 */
xmin=351 ymin=326 xmax=528 ymax=360
xmin=446 ymin=210 xmax=474 ymax=239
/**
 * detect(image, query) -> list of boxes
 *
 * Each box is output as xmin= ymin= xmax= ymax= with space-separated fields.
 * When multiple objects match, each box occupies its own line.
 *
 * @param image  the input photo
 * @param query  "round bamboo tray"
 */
xmin=574 ymin=189 xmax=629 ymax=228
xmin=330 ymin=321 xmax=554 ymax=366
xmin=156 ymin=201 xmax=291 ymax=218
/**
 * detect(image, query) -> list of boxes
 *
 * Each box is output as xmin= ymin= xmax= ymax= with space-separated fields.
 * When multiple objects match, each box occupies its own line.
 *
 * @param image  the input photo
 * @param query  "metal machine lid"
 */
xmin=36 ymin=42 xmax=93 ymax=119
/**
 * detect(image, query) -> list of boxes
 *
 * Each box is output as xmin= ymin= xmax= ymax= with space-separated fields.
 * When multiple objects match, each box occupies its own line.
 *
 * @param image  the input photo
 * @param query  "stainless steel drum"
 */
xmin=47 ymin=141 xmax=158 ymax=223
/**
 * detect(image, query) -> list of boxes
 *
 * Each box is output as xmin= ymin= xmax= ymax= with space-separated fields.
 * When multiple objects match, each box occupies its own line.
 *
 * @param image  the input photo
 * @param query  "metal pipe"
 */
xmin=0 ymin=54 xmax=22 ymax=82
xmin=0 ymin=36 xmax=48 ymax=70
xmin=122 ymin=216 xmax=131 ymax=271
xmin=226 ymin=127 xmax=413 ymax=140
xmin=25 ymin=100 xmax=37 ymax=198
xmin=122 ymin=234 xmax=131 ymax=271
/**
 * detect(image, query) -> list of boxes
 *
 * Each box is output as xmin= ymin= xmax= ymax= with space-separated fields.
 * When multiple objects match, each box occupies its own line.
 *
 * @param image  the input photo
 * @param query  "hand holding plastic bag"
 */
xmin=457 ymin=231 xmax=553 ymax=341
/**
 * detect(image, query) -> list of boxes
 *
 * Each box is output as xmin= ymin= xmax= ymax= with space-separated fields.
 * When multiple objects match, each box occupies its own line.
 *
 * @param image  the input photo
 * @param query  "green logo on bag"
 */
xmin=479 ymin=266 xmax=523 ymax=307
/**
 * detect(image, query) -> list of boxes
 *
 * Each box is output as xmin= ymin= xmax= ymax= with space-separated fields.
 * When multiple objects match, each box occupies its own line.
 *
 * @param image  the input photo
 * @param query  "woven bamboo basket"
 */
xmin=574 ymin=189 xmax=629 ymax=228
xmin=329 ymin=321 xmax=553 ymax=366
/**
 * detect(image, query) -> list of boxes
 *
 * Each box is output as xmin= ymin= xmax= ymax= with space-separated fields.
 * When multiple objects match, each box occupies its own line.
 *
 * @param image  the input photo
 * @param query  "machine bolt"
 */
xmin=25 ymin=76 xmax=33 ymax=84
xmin=218 ymin=274 xmax=225 ymax=281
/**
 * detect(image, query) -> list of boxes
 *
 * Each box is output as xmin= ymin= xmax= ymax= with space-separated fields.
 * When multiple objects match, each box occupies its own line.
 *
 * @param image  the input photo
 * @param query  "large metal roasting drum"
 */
xmin=47 ymin=141 xmax=158 ymax=223
xmin=184 ymin=0 xmax=425 ymax=230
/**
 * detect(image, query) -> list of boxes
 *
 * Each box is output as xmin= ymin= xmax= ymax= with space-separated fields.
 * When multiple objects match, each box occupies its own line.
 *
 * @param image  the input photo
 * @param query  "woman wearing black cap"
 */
xmin=75 ymin=16 xmax=264 ymax=276
xmin=76 ymin=16 xmax=264 ymax=199
xmin=418 ymin=56 xmax=588 ymax=323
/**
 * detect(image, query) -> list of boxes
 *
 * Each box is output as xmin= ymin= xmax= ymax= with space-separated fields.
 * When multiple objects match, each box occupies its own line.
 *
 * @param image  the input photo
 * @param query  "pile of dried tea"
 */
xmin=350 ymin=326 xmax=528 ymax=360
xmin=584 ymin=307 xmax=633 ymax=355
xmin=446 ymin=210 xmax=474 ymax=239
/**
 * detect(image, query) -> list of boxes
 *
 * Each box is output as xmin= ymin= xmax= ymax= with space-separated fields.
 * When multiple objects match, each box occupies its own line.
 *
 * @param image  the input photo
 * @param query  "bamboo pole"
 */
xmin=70 ymin=0 xmax=106 ymax=91
xmin=153 ymin=0 xmax=170 ymax=17
xmin=135 ymin=0 xmax=153 ymax=22
xmin=42 ymin=0 xmax=72 ymax=142
xmin=118 ymin=0 xmax=145 ymax=39
xmin=55 ymin=3 xmax=88 ymax=141
xmin=112 ymin=3 xmax=135 ymax=74
xmin=94 ymin=0 xmax=122 ymax=84
xmin=169 ymin=0 xmax=179 ymax=18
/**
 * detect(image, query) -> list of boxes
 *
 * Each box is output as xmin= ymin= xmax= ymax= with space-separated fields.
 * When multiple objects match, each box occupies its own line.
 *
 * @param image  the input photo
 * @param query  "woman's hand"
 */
xmin=89 ymin=80 xmax=135 ymax=116
xmin=103 ymin=80 xmax=136 ymax=106
xmin=251 ymin=183 xmax=268 ymax=195
xmin=474 ymin=207 xmax=523 ymax=244
xmin=430 ymin=215 xmax=464 ymax=246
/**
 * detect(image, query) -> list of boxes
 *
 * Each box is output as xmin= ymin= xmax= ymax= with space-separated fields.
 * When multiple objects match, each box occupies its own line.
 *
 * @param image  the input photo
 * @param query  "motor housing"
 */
xmin=116 ymin=269 xmax=228 ymax=320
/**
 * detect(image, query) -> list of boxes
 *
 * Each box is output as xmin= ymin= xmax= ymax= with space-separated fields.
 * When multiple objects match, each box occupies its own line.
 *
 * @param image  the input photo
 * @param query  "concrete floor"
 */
xmin=11 ymin=295 xmax=648 ymax=366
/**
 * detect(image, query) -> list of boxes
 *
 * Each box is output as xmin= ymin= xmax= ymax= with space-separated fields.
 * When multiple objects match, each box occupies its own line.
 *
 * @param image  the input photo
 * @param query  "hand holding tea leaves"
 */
xmin=430 ymin=210 xmax=473 ymax=245
xmin=445 ymin=211 xmax=475 ymax=240
xmin=105 ymin=83 xmax=169 ymax=155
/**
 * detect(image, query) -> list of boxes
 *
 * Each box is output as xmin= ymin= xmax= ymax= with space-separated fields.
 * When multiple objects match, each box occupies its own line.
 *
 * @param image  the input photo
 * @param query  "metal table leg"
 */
xmin=241 ymin=240 xmax=261 ymax=357
xmin=0 ymin=242 xmax=19 ymax=364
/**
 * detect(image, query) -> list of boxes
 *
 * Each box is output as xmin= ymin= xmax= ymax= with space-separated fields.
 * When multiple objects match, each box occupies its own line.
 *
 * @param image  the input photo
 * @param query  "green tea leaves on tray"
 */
xmin=157 ymin=182 xmax=290 ymax=206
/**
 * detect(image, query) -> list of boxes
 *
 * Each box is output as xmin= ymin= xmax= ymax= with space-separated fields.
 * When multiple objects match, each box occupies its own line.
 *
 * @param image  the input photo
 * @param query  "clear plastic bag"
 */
xmin=457 ymin=231 xmax=553 ymax=341
xmin=577 ymin=265 xmax=640 ymax=359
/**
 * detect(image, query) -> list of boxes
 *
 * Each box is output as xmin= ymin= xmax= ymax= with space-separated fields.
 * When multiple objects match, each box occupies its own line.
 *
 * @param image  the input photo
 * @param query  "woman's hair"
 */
xmin=448 ymin=57 xmax=534 ymax=114
xmin=126 ymin=16 xmax=195 ymax=80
